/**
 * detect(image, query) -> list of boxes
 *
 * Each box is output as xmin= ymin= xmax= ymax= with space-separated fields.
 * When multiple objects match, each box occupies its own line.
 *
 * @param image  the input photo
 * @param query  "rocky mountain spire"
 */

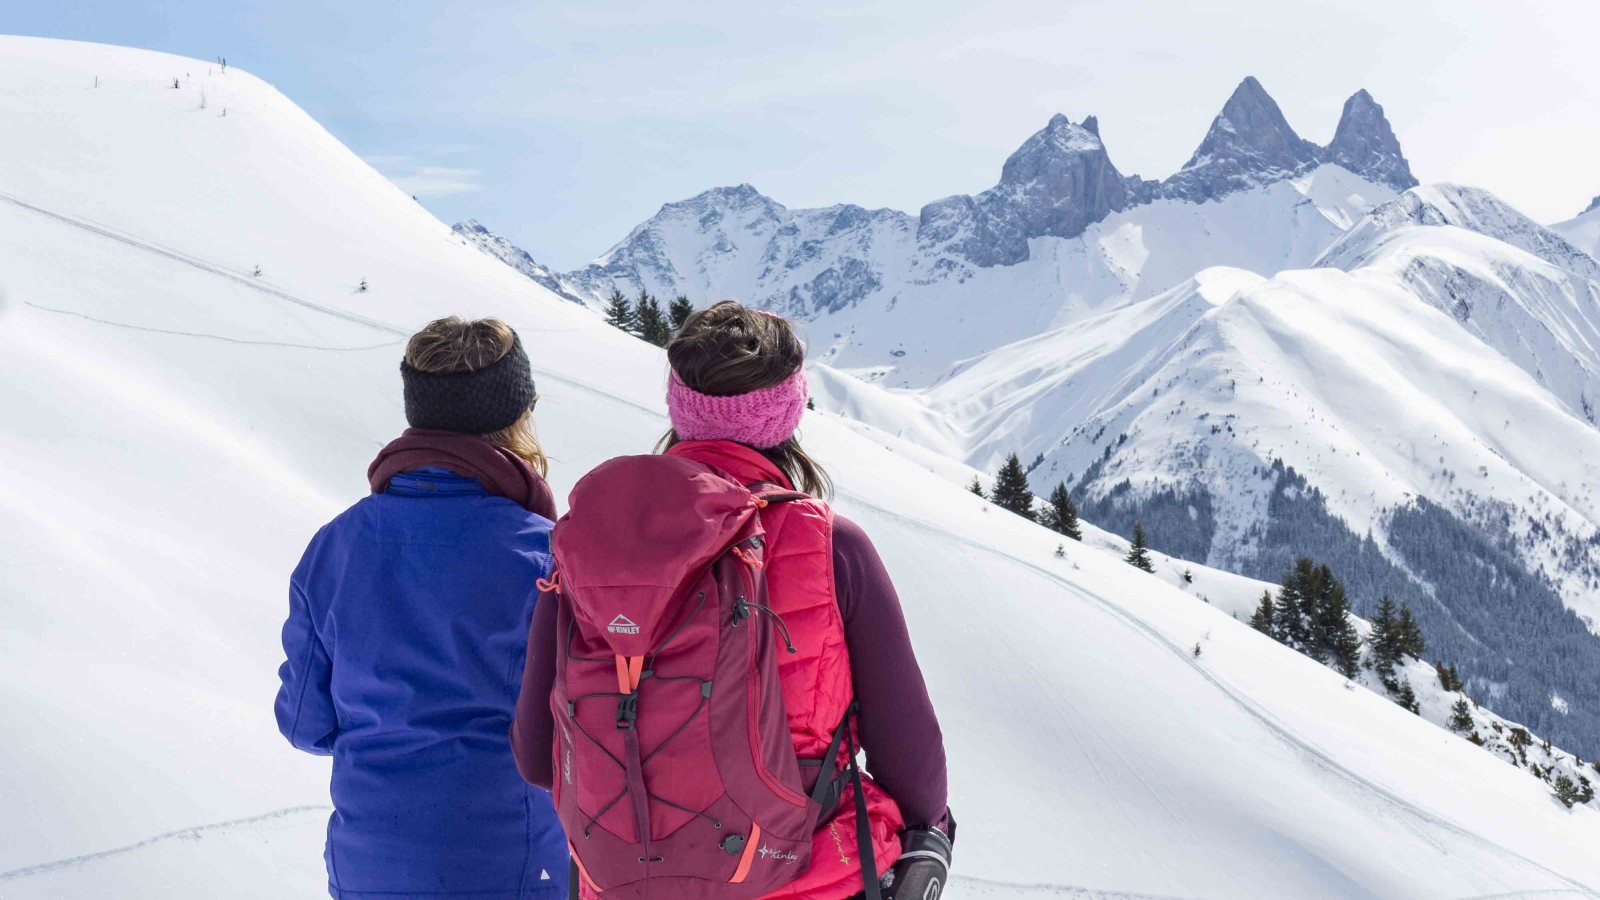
xmin=1584 ymin=195 xmax=1600 ymax=216
xmin=1325 ymin=89 xmax=1418 ymax=191
xmin=1161 ymin=76 xmax=1322 ymax=202
xmin=919 ymin=113 xmax=1131 ymax=266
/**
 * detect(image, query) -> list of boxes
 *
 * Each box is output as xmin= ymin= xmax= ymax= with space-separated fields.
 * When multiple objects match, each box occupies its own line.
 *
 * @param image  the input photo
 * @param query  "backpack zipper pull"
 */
xmin=735 ymin=597 xmax=798 ymax=654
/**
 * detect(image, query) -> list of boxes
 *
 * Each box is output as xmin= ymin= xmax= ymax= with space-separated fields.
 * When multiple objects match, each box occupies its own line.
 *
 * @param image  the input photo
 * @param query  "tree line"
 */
xmin=972 ymin=449 xmax=1596 ymax=808
xmin=605 ymin=288 xmax=693 ymax=347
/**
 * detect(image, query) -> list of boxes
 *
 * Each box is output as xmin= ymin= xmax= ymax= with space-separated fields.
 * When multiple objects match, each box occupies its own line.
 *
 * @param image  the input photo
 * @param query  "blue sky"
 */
xmin=9 ymin=1 xmax=1599 ymax=270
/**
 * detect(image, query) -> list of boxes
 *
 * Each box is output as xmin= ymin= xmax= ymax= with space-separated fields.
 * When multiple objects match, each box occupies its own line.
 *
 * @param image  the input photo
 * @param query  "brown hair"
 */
xmin=656 ymin=301 xmax=831 ymax=498
xmin=405 ymin=316 xmax=549 ymax=477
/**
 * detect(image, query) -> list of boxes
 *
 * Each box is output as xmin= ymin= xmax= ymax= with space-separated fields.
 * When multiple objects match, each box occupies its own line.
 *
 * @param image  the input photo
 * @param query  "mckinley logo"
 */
xmin=757 ymin=844 xmax=798 ymax=864
xmin=607 ymin=614 xmax=640 ymax=635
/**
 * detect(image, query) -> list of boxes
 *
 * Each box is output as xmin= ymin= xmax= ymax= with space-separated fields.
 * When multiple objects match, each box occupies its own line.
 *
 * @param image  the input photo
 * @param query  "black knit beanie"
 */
xmin=400 ymin=332 xmax=536 ymax=434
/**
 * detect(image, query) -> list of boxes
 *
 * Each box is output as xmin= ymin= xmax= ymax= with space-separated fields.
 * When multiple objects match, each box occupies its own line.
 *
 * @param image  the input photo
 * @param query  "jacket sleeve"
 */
xmin=833 ymin=514 xmax=950 ymax=830
xmin=511 ymin=587 xmax=558 ymax=790
xmin=275 ymin=578 xmax=340 ymax=756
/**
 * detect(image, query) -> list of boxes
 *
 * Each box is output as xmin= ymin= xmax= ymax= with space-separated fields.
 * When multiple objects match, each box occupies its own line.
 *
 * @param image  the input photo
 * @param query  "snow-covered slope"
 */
xmin=1552 ymin=195 xmax=1600 ymax=261
xmin=1315 ymin=185 xmax=1600 ymax=427
xmin=4 ymin=37 xmax=1600 ymax=900
xmin=802 ymin=181 xmax=1600 ymax=755
xmin=545 ymin=78 xmax=1405 ymax=386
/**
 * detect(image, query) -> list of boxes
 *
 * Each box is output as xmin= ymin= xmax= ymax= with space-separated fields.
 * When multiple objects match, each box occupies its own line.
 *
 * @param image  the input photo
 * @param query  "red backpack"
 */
xmin=545 ymin=455 xmax=876 ymax=900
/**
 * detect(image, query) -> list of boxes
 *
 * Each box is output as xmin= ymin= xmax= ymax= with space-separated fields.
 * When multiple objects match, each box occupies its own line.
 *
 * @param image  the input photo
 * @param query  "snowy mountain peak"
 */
xmin=1326 ymin=89 xmax=1418 ymax=192
xmin=1163 ymin=76 xmax=1322 ymax=202
xmin=1081 ymin=114 xmax=1100 ymax=136
xmin=1584 ymin=194 xmax=1600 ymax=216
xmin=657 ymin=182 xmax=784 ymax=219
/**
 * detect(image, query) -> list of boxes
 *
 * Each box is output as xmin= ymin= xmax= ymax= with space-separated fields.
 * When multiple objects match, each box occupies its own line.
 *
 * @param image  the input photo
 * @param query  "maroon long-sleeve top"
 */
xmin=510 ymin=513 xmax=949 ymax=829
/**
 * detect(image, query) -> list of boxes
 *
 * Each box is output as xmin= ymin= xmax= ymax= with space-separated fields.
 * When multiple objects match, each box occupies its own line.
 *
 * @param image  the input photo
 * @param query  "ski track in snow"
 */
xmin=0 ymin=805 xmax=331 ymax=881
xmin=0 ymin=189 xmax=407 ymax=337
xmin=834 ymin=489 xmax=1600 ymax=899
xmin=23 ymin=302 xmax=405 ymax=351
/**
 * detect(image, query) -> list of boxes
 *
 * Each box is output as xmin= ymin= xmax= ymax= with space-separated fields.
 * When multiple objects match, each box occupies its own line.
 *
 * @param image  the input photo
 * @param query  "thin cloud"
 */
xmin=365 ymin=153 xmax=483 ymax=197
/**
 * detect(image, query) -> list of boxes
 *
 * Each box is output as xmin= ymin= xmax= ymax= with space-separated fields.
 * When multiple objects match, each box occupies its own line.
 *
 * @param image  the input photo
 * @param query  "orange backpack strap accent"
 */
xmin=728 ymin=822 xmax=761 ymax=884
xmin=614 ymin=655 xmax=643 ymax=694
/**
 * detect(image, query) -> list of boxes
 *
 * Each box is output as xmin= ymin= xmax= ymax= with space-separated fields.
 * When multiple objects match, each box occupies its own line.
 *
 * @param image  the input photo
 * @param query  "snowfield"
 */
xmin=3 ymin=36 xmax=1600 ymax=900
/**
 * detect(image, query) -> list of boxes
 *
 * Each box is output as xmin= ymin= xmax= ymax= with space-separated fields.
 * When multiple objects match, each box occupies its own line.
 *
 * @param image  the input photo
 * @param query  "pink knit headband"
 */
xmin=666 ymin=366 xmax=808 ymax=449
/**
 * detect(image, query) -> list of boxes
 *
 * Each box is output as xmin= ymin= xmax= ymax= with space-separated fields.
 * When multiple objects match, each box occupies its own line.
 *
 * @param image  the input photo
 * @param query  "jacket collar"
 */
xmin=384 ymin=466 xmax=489 ymax=498
xmin=665 ymin=440 xmax=794 ymax=490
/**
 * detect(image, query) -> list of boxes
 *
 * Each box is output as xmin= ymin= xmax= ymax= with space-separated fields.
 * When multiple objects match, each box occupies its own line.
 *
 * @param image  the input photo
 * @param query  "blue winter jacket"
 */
xmin=275 ymin=467 xmax=569 ymax=900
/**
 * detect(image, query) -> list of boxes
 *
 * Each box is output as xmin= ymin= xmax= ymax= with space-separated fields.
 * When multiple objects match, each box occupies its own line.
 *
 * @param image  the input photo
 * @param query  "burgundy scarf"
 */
xmin=367 ymin=428 xmax=557 ymax=521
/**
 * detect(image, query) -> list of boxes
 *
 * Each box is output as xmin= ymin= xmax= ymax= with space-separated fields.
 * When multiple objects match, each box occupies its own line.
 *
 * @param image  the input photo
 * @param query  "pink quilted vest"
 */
xmin=665 ymin=441 xmax=904 ymax=900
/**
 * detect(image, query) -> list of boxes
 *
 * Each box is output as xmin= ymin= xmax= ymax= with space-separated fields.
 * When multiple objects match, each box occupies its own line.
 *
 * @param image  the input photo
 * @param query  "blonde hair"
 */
xmin=404 ymin=316 xmax=549 ymax=477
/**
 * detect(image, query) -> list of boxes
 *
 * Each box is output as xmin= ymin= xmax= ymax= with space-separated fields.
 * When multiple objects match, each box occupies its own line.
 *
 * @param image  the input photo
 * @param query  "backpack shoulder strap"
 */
xmin=744 ymin=481 xmax=810 ymax=506
xmin=806 ymin=700 xmax=882 ymax=900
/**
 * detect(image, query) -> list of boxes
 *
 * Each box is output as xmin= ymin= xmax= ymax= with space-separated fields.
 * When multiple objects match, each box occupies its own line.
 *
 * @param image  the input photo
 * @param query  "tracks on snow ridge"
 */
xmin=0 ymin=805 xmax=332 ymax=881
xmin=0 ymin=189 xmax=407 ymax=337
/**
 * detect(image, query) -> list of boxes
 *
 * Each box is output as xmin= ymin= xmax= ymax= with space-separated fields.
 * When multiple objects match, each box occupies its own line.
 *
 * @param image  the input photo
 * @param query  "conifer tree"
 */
xmin=1303 ymin=561 xmax=1360 ymax=675
xmin=990 ymin=453 xmax=1036 ymax=520
xmin=1248 ymin=590 xmax=1275 ymax=637
xmin=668 ymin=294 xmax=694 ymax=332
xmin=1447 ymin=663 xmax=1464 ymax=693
xmin=1039 ymin=482 xmax=1082 ymax=540
xmin=636 ymin=291 xmax=670 ymax=346
xmin=1366 ymin=595 xmax=1403 ymax=688
xmin=1394 ymin=679 xmax=1420 ymax=714
xmin=968 ymin=476 xmax=985 ymax=498
xmin=1397 ymin=604 xmax=1426 ymax=659
xmin=1124 ymin=521 xmax=1155 ymax=572
xmin=604 ymin=288 xmax=637 ymax=334
xmin=1271 ymin=561 xmax=1312 ymax=651
xmin=1554 ymin=775 xmax=1583 ymax=808
xmin=1449 ymin=698 xmax=1474 ymax=732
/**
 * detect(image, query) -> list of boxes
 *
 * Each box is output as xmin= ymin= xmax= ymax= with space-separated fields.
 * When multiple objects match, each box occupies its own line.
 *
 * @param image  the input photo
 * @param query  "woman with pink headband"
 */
xmin=512 ymin=301 xmax=951 ymax=900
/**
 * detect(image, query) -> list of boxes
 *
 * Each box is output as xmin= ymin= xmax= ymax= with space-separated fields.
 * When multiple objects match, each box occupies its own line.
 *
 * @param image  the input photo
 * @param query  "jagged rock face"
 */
xmin=1326 ymin=89 xmax=1418 ymax=192
xmin=1161 ymin=76 xmax=1323 ymax=202
xmin=1585 ymin=195 xmax=1600 ymax=216
xmin=916 ymin=114 xmax=1129 ymax=266
xmin=452 ymin=219 xmax=585 ymax=303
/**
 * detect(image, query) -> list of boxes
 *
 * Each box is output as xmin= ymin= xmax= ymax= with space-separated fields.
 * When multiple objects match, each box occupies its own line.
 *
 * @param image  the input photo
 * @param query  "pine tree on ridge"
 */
xmin=1040 ymin=482 xmax=1081 ymax=540
xmin=991 ymin=453 xmax=1035 ymax=520
xmin=668 ymin=294 xmax=694 ymax=332
xmin=604 ymin=288 xmax=637 ymax=334
xmin=1125 ymin=521 xmax=1155 ymax=572
xmin=636 ymin=290 xmax=670 ymax=346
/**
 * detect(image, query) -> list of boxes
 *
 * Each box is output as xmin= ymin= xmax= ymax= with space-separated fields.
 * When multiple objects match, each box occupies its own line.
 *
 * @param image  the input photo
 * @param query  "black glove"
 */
xmin=885 ymin=820 xmax=953 ymax=900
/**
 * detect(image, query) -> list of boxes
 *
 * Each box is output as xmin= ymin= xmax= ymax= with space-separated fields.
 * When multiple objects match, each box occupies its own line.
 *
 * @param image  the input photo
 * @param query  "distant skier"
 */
xmin=275 ymin=316 xmax=568 ymax=899
xmin=510 ymin=301 xmax=953 ymax=900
